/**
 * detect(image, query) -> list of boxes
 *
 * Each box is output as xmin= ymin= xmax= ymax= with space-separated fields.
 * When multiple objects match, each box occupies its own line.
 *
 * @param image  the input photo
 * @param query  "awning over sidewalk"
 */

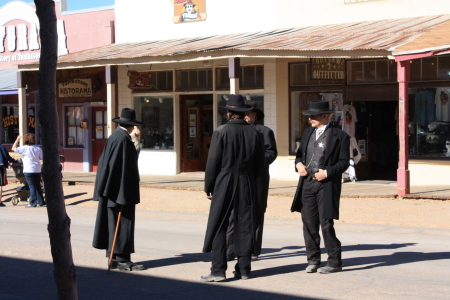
xmin=0 ymin=68 xmax=18 ymax=91
xmin=17 ymin=14 xmax=450 ymax=70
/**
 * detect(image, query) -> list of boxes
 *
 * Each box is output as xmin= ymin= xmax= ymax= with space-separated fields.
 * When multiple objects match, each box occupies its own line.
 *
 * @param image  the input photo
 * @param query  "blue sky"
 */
xmin=0 ymin=0 xmax=115 ymax=11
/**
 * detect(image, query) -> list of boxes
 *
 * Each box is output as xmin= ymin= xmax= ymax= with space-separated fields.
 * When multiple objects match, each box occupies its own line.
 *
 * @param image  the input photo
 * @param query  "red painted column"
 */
xmin=397 ymin=60 xmax=410 ymax=195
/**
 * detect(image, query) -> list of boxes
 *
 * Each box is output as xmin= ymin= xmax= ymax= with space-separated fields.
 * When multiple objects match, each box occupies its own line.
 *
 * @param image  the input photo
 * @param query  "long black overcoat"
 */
xmin=92 ymin=127 xmax=140 ymax=250
xmin=291 ymin=126 xmax=350 ymax=220
xmin=203 ymin=119 xmax=265 ymax=256
xmin=253 ymin=123 xmax=277 ymax=213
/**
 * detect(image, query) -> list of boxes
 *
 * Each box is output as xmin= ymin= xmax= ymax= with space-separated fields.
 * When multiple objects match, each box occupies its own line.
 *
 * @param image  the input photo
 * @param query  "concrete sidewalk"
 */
xmin=9 ymin=171 xmax=448 ymax=200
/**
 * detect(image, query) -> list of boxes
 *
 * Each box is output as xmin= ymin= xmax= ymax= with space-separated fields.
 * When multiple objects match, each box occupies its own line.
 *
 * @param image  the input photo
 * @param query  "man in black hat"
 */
xmin=92 ymin=108 xmax=144 ymax=271
xmin=201 ymin=94 xmax=265 ymax=282
xmin=226 ymin=103 xmax=278 ymax=262
xmin=291 ymin=100 xmax=350 ymax=274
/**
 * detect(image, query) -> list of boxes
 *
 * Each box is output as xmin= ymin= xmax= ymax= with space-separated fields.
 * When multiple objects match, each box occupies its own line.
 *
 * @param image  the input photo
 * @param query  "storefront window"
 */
xmin=215 ymin=66 xmax=264 ymax=90
xmin=133 ymin=96 xmax=174 ymax=150
xmin=176 ymin=69 xmax=212 ymax=91
xmin=347 ymin=59 xmax=397 ymax=84
xmin=409 ymin=87 xmax=450 ymax=158
xmin=2 ymin=106 xmax=35 ymax=144
xmin=65 ymin=106 xmax=84 ymax=147
xmin=217 ymin=93 xmax=264 ymax=126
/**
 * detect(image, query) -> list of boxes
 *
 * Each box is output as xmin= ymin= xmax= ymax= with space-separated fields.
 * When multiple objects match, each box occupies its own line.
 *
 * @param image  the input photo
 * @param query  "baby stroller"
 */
xmin=10 ymin=161 xmax=45 ymax=205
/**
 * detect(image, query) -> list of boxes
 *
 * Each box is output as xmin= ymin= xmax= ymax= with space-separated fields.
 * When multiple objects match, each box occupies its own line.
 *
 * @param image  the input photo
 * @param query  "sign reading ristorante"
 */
xmin=310 ymin=58 xmax=345 ymax=80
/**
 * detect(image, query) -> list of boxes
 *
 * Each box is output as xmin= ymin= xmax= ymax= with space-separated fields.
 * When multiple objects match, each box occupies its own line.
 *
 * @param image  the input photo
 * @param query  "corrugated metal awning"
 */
xmin=19 ymin=15 xmax=450 ymax=70
xmin=0 ymin=68 xmax=17 ymax=90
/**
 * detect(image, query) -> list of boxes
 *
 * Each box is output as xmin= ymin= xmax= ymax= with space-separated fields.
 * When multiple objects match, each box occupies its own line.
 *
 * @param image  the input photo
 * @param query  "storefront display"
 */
xmin=409 ymin=88 xmax=450 ymax=157
xmin=133 ymin=96 xmax=174 ymax=150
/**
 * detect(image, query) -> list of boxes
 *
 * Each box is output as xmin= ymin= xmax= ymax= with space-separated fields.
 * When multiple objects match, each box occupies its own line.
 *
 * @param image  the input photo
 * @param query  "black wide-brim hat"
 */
xmin=302 ymin=100 xmax=335 ymax=115
xmin=246 ymin=101 xmax=265 ymax=120
xmin=220 ymin=94 xmax=253 ymax=112
xmin=112 ymin=108 xmax=143 ymax=126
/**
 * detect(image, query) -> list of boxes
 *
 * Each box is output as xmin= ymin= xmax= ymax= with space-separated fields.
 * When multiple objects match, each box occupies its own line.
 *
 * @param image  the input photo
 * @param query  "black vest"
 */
xmin=305 ymin=128 xmax=328 ymax=174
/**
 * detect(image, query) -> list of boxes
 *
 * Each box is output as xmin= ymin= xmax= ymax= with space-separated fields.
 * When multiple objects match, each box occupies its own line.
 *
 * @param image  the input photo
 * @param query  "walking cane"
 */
xmin=108 ymin=205 xmax=123 ymax=274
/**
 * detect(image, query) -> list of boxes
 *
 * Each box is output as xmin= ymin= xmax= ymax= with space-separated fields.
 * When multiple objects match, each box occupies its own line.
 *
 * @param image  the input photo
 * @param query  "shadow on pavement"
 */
xmin=344 ymin=251 xmax=450 ymax=271
xmin=64 ymin=192 xmax=88 ymax=200
xmin=343 ymin=243 xmax=417 ymax=252
xmin=0 ymin=256 xmax=319 ymax=300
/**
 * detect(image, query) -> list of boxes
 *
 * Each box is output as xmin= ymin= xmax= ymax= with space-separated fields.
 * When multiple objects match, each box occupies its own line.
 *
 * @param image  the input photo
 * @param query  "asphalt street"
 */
xmin=1 ymin=203 xmax=449 ymax=300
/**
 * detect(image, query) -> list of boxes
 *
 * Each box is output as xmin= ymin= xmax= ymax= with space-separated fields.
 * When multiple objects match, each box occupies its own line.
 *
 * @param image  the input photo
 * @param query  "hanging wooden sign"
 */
xmin=127 ymin=70 xmax=152 ymax=89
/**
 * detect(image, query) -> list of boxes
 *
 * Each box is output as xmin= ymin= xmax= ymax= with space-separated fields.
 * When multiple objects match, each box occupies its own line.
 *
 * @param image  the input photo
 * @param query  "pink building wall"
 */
xmin=0 ymin=1 xmax=114 ymax=69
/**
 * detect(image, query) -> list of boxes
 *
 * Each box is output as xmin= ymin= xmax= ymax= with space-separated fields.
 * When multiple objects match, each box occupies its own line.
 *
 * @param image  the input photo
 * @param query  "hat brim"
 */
xmin=220 ymin=105 xmax=254 ymax=112
xmin=252 ymin=108 xmax=265 ymax=120
xmin=112 ymin=117 xmax=143 ymax=126
xmin=302 ymin=109 xmax=335 ymax=116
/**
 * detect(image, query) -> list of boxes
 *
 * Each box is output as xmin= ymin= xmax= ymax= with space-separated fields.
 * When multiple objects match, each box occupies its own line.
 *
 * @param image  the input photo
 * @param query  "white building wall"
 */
xmin=276 ymin=0 xmax=450 ymax=29
xmin=115 ymin=0 xmax=450 ymax=44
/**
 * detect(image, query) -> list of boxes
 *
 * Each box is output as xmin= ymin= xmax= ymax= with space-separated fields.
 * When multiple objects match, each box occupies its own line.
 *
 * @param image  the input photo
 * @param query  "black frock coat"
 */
xmin=92 ymin=127 xmax=140 ymax=251
xmin=291 ymin=126 xmax=350 ymax=220
xmin=203 ymin=119 xmax=265 ymax=256
xmin=253 ymin=123 xmax=278 ymax=213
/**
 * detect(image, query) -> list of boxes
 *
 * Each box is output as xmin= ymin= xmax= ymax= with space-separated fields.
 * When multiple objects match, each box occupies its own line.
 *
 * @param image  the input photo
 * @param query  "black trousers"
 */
xmin=301 ymin=178 xmax=342 ymax=267
xmin=105 ymin=203 xmax=136 ymax=262
xmin=212 ymin=209 xmax=251 ymax=276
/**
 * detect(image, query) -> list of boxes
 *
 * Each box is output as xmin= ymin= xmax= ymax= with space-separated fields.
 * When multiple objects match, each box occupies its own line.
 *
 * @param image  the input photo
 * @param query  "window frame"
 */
xmin=64 ymin=104 xmax=85 ymax=148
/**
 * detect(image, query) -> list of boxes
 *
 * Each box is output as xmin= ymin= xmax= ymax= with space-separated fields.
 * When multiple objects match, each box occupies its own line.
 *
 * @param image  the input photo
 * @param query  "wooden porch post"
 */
xmin=17 ymin=71 xmax=27 ymax=146
xmin=397 ymin=60 xmax=410 ymax=195
xmin=105 ymin=66 xmax=117 ymax=137
xmin=229 ymin=57 xmax=240 ymax=95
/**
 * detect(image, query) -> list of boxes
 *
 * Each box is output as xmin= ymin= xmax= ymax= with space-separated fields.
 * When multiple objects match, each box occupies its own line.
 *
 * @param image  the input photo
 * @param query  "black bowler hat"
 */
xmin=220 ymin=94 xmax=253 ymax=112
xmin=112 ymin=108 xmax=142 ymax=126
xmin=302 ymin=100 xmax=334 ymax=115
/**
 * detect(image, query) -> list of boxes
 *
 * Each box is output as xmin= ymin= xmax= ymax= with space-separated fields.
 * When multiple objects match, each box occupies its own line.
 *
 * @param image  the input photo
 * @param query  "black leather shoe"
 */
xmin=117 ymin=261 xmax=145 ymax=271
xmin=305 ymin=264 xmax=319 ymax=273
xmin=233 ymin=271 xmax=250 ymax=280
xmin=201 ymin=273 xmax=226 ymax=282
xmin=319 ymin=265 xmax=342 ymax=274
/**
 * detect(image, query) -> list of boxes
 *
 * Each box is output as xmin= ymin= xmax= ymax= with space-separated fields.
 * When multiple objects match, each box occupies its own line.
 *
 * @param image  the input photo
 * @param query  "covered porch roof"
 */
xmin=18 ymin=14 xmax=450 ymax=71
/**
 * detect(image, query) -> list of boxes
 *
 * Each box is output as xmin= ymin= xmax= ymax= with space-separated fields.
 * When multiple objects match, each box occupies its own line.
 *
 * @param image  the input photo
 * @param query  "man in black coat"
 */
xmin=92 ymin=108 xmax=144 ymax=271
xmin=202 ymin=95 xmax=266 ymax=282
xmin=291 ymin=100 xmax=350 ymax=274
xmin=226 ymin=104 xmax=278 ymax=261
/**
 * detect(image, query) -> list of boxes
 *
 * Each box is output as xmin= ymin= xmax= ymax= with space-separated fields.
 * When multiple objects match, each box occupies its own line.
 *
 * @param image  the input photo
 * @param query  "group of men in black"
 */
xmin=92 ymin=95 xmax=350 ymax=279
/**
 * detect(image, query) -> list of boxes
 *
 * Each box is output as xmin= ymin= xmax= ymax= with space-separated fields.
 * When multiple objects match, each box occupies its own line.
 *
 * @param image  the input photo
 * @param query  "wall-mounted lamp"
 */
xmin=159 ymin=97 xmax=163 ymax=103
xmin=245 ymin=94 xmax=251 ymax=101
xmin=144 ymin=97 xmax=150 ymax=103
xmin=222 ymin=95 xmax=229 ymax=101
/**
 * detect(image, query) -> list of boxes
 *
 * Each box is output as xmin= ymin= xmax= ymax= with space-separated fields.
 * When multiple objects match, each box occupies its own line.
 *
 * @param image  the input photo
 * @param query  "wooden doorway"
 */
xmin=91 ymin=107 xmax=107 ymax=172
xmin=180 ymin=95 xmax=214 ymax=172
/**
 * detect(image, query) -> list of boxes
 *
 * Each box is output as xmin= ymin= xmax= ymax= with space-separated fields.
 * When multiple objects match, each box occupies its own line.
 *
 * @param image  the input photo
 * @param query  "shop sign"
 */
xmin=3 ymin=115 xmax=34 ymax=128
xmin=58 ymin=79 xmax=92 ymax=98
xmin=344 ymin=0 xmax=385 ymax=4
xmin=172 ymin=0 xmax=207 ymax=24
xmin=0 ymin=1 xmax=68 ymax=65
xmin=127 ymin=70 xmax=152 ymax=89
xmin=310 ymin=58 xmax=345 ymax=80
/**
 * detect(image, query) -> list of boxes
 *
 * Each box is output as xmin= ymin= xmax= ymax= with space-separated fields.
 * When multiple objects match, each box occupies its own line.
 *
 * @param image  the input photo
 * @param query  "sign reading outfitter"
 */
xmin=310 ymin=58 xmax=345 ymax=80
xmin=59 ymin=79 xmax=92 ymax=98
